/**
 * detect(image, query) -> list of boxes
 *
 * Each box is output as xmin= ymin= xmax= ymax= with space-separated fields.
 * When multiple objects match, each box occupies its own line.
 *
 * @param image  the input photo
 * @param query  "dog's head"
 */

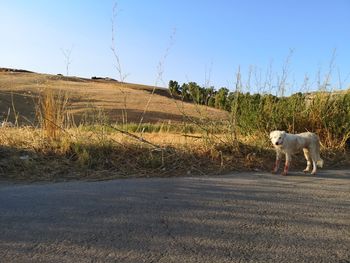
xmin=270 ymin=130 xmax=286 ymax=146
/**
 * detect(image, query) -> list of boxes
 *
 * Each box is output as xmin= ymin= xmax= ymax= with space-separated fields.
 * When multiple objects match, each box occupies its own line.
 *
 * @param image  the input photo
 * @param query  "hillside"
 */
xmin=1 ymin=69 xmax=349 ymax=181
xmin=0 ymin=68 xmax=228 ymax=125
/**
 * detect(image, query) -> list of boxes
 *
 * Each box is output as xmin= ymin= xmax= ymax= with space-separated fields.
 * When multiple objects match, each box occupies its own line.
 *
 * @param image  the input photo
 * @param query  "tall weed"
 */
xmin=36 ymin=89 xmax=70 ymax=139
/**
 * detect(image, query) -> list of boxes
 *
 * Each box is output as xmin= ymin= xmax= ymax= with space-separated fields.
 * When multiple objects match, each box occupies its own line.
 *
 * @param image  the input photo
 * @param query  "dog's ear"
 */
xmin=280 ymin=131 xmax=286 ymax=137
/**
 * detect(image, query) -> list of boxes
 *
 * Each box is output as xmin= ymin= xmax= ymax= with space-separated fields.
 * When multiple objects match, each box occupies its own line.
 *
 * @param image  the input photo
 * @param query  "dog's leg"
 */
xmin=282 ymin=153 xmax=291 ymax=176
xmin=303 ymin=148 xmax=312 ymax=173
xmin=315 ymin=139 xmax=324 ymax=168
xmin=311 ymin=160 xmax=317 ymax=175
xmin=272 ymin=151 xmax=282 ymax=174
xmin=310 ymin=148 xmax=318 ymax=175
xmin=272 ymin=159 xmax=280 ymax=174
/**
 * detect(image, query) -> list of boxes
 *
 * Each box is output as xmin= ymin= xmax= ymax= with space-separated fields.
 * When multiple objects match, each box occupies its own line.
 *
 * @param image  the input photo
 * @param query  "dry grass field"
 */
xmin=0 ymin=68 xmax=234 ymax=180
xmin=0 ymin=69 xmax=227 ymax=125
xmin=0 ymin=68 xmax=349 ymax=181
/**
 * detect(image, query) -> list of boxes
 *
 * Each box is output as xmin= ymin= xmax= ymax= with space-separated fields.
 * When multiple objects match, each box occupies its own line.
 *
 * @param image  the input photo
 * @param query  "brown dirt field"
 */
xmin=0 ymin=70 xmax=228 ymax=125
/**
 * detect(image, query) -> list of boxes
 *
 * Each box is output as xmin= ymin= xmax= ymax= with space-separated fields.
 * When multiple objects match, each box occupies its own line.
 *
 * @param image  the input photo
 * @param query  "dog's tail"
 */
xmin=317 ymin=159 xmax=324 ymax=168
xmin=316 ymin=135 xmax=323 ymax=168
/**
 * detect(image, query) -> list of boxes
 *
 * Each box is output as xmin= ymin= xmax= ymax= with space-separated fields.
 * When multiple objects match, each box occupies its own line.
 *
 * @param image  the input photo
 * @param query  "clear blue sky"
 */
xmin=1 ymin=0 xmax=349 ymax=94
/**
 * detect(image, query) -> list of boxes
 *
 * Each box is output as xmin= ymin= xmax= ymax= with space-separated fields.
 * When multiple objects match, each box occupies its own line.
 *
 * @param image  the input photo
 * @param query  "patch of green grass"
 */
xmin=79 ymin=122 xmax=201 ymax=134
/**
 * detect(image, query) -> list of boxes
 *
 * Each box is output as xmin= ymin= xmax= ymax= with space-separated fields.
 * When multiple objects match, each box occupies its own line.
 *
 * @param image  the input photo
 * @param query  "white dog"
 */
xmin=270 ymin=130 xmax=323 ymax=175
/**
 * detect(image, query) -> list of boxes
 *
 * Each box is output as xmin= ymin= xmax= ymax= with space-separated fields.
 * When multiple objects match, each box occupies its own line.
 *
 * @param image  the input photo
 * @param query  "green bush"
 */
xmin=229 ymin=91 xmax=350 ymax=148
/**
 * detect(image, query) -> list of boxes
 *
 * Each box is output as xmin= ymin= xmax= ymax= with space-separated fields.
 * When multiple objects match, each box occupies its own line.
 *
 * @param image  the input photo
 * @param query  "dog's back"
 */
xmin=298 ymin=132 xmax=323 ymax=167
xmin=297 ymin=132 xmax=318 ymax=146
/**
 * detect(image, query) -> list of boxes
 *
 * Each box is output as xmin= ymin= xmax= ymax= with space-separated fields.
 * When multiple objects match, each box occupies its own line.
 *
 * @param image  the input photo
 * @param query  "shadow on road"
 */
xmin=1 ymin=173 xmax=349 ymax=262
xmin=280 ymin=169 xmax=350 ymax=180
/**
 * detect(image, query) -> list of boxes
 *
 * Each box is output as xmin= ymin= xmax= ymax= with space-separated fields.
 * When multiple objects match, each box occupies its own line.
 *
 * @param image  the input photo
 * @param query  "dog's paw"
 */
xmin=281 ymin=171 xmax=288 ymax=176
xmin=271 ymin=169 xmax=279 ymax=174
xmin=271 ymin=165 xmax=280 ymax=174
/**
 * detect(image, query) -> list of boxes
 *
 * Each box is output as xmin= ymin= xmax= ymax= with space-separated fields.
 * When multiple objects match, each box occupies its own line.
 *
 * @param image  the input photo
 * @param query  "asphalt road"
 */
xmin=1 ymin=170 xmax=349 ymax=263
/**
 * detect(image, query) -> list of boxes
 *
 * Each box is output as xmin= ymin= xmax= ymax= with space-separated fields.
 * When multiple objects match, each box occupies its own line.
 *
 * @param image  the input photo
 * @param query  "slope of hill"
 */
xmin=0 ymin=68 xmax=228 ymax=125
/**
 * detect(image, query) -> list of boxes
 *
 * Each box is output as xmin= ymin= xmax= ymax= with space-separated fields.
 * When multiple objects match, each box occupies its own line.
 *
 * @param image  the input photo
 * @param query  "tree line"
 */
xmin=168 ymin=80 xmax=232 ymax=110
xmin=168 ymin=80 xmax=350 ymax=146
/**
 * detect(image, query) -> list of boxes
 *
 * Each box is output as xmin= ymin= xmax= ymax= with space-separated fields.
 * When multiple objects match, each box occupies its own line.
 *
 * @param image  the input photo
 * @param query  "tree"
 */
xmin=188 ymin=82 xmax=202 ymax=103
xmin=215 ymin=87 xmax=229 ymax=110
xmin=168 ymin=80 xmax=180 ymax=96
xmin=180 ymin=83 xmax=190 ymax=100
xmin=204 ymin=86 xmax=215 ymax=106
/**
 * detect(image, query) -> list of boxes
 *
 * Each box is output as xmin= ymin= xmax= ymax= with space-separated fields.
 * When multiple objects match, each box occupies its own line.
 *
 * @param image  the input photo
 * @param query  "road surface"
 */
xmin=1 ymin=170 xmax=349 ymax=262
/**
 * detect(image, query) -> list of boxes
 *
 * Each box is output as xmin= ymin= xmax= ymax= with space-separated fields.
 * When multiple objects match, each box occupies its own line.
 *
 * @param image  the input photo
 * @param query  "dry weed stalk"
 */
xmin=37 ymin=89 xmax=69 ymax=139
xmin=111 ymin=2 xmax=129 ymax=126
xmin=61 ymin=46 xmax=73 ymax=76
xmin=137 ymin=28 xmax=176 ymax=132
xmin=277 ymin=49 xmax=294 ymax=97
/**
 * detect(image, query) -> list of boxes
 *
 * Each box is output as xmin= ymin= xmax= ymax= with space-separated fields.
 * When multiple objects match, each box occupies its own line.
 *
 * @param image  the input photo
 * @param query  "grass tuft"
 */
xmin=36 ymin=89 xmax=70 ymax=140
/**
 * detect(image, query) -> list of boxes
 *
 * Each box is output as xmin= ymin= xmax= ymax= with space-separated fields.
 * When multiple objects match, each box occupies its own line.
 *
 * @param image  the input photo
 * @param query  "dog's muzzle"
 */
xmin=275 ymin=140 xmax=283 ymax=146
